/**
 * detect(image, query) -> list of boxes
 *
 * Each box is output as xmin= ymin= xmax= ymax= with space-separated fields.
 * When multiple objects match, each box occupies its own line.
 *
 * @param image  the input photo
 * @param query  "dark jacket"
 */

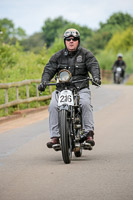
xmin=41 ymin=47 xmax=101 ymax=90
xmin=113 ymin=60 xmax=126 ymax=69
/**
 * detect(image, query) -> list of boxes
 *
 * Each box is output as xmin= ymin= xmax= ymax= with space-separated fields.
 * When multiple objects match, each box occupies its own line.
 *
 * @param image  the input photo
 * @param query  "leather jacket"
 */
xmin=113 ymin=60 xmax=126 ymax=69
xmin=41 ymin=47 xmax=101 ymax=90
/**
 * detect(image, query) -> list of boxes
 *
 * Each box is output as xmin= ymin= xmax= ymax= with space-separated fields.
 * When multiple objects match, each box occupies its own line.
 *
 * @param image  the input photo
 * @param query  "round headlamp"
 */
xmin=59 ymin=69 xmax=71 ymax=82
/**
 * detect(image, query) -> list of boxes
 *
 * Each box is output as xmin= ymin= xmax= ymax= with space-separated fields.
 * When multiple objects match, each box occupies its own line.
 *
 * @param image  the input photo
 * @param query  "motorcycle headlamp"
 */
xmin=58 ymin=69 xmax=71 ymax=82
xmin=117 ymin=67 xmax=122 ymax=72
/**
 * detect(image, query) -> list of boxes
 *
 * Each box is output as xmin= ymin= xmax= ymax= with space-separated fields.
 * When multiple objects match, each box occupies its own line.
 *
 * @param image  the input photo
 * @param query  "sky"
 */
xmin=0 ymin=0 xmax=133 ymax=36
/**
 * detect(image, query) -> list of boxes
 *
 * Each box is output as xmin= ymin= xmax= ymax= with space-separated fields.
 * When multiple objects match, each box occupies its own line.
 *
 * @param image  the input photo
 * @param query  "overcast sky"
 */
xmin=0 ymin=0 xmax=133 ymax=35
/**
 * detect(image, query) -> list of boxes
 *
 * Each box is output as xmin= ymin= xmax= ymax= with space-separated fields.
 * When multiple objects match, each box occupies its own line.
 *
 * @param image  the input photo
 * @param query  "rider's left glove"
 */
xmin=93 ymin=78 xmax=101 ymax=86
xmin=38 ymin=82 xmax=47 ymax=91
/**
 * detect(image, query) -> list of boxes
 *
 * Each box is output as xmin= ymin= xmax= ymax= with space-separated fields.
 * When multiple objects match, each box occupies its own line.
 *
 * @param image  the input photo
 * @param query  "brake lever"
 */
xmin=91 ymin=79 xmax=101 ymax=88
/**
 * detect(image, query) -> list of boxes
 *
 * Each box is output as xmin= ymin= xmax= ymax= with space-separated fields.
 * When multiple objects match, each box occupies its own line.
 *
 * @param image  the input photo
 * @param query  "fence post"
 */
xmin=16 ymin=87 xmax=19 ymax=110
xmin=26 ymin=85 xmax=29 ymax=108
xmin=49 ymin=86 xmax=52 ymax=94
xmin=5 ymin=89 xmax=8 ymax=114
xmin=36 ymin=83 xmax=39 ymax=97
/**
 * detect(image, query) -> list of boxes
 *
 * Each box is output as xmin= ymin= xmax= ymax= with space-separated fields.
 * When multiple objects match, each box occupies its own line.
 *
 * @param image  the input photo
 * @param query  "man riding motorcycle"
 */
xmin=38 ymin=28 xmax=101 ymax=148
xmin=112 ymin=53 xmax=126 ymax=83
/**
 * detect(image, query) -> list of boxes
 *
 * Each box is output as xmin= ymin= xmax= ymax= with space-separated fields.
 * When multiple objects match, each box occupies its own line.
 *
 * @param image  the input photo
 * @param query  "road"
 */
xmin=0 ymin=84 xmax=133 ymax=200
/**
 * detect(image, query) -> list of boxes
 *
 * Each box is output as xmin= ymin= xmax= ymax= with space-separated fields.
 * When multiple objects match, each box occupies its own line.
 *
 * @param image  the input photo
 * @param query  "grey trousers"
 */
xmin=48 ymin=88 xmax=94 ymax=138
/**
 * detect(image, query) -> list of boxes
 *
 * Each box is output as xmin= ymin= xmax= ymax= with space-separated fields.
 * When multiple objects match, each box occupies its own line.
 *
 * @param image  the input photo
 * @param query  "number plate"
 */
xmin=58 ymin=90 xmax=74 ymax=106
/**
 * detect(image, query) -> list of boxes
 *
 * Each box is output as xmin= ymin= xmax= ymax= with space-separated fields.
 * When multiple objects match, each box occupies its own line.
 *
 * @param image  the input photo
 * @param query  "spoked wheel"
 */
xmin=59 ymin=110 xmax=72 ymax=164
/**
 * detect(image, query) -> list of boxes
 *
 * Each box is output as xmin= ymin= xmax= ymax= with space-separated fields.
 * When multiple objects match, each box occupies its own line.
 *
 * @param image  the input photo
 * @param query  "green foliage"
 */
xmin=0 ymin=50 xmax=43 ymax=83
xmin=0 ymin=18 xmax=27 ymax=44
xmin=106 ymin=26 xmax=133 ymax=52
xmin=48 ymin=38 xmax=65 ymax=56
xmin=0 ymin=43 xmax=20 ymax=80
xmin=15 ymin=27 xmax=27 ymax=40
xmin=100 ymin=12 xmax=133 ymax=32
xmin=42 ymin=16 xmax=69 ymax=47
xmin=0 ymin=18 xmax=15 ymax=42
xmin=122 ymin=48 xmax=133 ymax=73
xmin=103 ymin=27 xmax=133 ymax=73
xmin=41 ymin=16 xmax=93 ymax=48
xmin=126 ymin=74 xmax=133 ymax=85
xmin=83 ymin=31 xmax=112 ymax=54
xmin=37 ymin=45 xmax=49 ymax=65
xmin=96 ymin=50 xmax=115 ymax=70
xmin=1 ymin=12 xmax=133 ymax=79
xmin=19 ymin=12 xmax=133 ymax=54
xmin=20 ymin=32 xmax=45 ymax=53
xmin=97 ymin=47 xmax=133 ymax=74
xmin=92 ymin=12 xmax=133 ymax=52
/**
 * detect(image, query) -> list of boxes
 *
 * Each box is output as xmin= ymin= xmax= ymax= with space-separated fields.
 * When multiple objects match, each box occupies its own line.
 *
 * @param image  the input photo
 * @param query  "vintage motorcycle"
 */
xmin=45 ymin=69 xmax=99 ymax=164
xmin=114 ymin=66 xmax=124 ymax=84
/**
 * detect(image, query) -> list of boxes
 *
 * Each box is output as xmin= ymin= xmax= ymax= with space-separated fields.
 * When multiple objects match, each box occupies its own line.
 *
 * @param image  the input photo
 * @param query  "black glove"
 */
xmin=92 ymin=78 xmax=101 ymax=86
xmin=38 ymin=82 xmax=47 ymax=91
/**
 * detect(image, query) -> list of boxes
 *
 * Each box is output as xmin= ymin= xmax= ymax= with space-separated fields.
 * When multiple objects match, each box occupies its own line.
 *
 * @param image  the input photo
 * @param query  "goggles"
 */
xmin=64 ymin=30 xmax=80 ymax=39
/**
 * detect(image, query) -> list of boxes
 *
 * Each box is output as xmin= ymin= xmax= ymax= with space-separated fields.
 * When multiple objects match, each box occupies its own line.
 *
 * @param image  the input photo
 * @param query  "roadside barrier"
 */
xmin=0 ymin=79 xmax=53 ymax=114
xmin=0 ymin=70 xmax=112 ymax=115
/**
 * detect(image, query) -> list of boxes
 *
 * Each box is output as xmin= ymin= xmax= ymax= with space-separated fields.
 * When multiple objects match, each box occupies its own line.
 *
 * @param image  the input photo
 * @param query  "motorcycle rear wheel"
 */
xmin=74 ymin=148 xmax=82 ymax=157
xmin=59 ymin=109 xmax=72 ymax=164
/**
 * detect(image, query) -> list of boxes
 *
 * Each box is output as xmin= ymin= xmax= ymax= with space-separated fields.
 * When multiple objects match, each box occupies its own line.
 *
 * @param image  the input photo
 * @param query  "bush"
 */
xmin=0 ymin=43 xmax=19 ymax=80
xmin=106 ymin=26 xmax=133 ymax=52
xmin=97 ymin=47 xmax=133 ymax=74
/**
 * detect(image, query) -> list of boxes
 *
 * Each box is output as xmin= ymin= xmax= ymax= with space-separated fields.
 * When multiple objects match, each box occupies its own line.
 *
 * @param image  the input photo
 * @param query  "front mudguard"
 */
xmin=58 ymin=104 xmax=71 ymax=111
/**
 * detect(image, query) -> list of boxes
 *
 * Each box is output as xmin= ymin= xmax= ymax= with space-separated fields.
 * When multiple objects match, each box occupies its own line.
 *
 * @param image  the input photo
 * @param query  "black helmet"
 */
xmin=64 ymin=28 xmax=80 ymax=40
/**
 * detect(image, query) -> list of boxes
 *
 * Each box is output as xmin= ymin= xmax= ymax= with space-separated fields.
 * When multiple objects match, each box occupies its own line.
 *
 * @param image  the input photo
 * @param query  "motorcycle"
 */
xmin=114 ymin=66 xmax=124 ymax=84
xmin=44 ymin=69 xmax=99 ymax=164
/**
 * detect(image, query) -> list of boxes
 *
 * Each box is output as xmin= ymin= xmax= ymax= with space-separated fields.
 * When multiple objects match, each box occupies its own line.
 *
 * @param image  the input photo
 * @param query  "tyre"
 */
xmin=74 ymin=148 xmax=82 ymax=157
xmin=59 ymin=110 xmax=72 ymax=164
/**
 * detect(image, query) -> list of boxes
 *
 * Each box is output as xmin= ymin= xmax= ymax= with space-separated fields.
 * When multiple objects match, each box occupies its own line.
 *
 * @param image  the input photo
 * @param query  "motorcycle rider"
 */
xmin=112 ymin=53 xmax=126 ymax=83
xmin=38 ymin=28 xmax=101 ymax=148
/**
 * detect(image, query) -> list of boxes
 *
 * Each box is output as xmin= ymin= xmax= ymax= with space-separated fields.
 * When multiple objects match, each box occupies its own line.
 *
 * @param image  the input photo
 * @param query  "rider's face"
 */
xmin=118 ymin=57 xmax=122 ymax=60
xmin=65 ymin=37 xmax=79 ymax=52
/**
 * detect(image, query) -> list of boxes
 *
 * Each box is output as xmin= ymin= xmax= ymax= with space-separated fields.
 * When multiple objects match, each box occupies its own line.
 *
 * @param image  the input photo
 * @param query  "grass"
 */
xmin=126 ymin=74 xmax=133 ymax=85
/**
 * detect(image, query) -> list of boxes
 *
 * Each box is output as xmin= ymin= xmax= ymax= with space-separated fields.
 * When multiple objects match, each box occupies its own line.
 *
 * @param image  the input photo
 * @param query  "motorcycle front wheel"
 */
xmin=59 ymin=109 xmax=72 ymax=164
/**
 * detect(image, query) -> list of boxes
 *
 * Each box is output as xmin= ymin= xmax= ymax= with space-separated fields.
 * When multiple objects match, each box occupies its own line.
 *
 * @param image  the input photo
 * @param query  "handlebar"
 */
xmin=45 ymin=77 xmax=100 ymax=87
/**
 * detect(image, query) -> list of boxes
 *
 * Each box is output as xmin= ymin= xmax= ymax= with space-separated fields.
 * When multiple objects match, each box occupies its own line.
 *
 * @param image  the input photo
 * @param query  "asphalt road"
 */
xmin=0 ymin=84 xmax=133 ymax=200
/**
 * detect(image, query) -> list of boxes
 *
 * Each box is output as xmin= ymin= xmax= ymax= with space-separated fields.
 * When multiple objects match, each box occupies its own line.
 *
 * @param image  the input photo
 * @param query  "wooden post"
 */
xmin=26 ymin=85 xmax=29 ymax=108
xmin=36 ymin=84 xmax=39 ymax=97
xmin=16 ymin=87 xmax=19 ymax=110
xmin=49 ymin=86 xmax=52 ymax=94
xmin=5 ymin=89 xmax=8 ymax=114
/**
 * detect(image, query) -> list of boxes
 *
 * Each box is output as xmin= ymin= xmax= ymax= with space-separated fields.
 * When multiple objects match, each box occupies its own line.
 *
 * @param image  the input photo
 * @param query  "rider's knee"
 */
xmin=81 ymin=99 xmax=91 ymax=109
xmin=49 ymin=101 xmax=57 ymax=111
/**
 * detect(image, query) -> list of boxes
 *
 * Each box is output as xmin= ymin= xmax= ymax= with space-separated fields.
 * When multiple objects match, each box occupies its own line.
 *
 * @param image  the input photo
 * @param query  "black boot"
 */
xmin=80 ymin=131 xmax=95 ymax=146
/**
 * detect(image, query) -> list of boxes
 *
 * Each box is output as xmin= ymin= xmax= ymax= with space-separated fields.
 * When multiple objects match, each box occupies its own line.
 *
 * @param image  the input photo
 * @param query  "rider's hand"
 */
xmin=92 ymin=78 xmax=101 ymax=86
xmin=38 ymin=82 xmax=47 ymax=91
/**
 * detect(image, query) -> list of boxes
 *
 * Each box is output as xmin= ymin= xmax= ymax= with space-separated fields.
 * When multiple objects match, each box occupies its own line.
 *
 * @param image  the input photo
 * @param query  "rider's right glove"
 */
xmin=93 ymin=77 xmax=101 ymax=86
xmin=38 ymin=82 xmax=47 ymax=91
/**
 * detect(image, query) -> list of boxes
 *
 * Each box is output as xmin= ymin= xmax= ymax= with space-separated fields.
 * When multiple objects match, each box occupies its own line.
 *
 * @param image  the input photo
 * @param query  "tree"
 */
xmin=20 ymin=32 xmax=45 ymax=53
xmin=86 ymin=12 xmax=133 ymax=53
xmin=0 ymin=18 xmax=26 ymax=43
xmin=100 ymin=12 xmax=133 ymax=32
xmin=83 ymin=31 xmax=112 ymax=53
xmin=16 ymin=27 xmax=27 ymax=39
xmin=42 ymin=16 xmax=69 ymax=47
xmin=0 ymin=18 xmax=15 ymax=42
xmin=106 ymin=26 xmax=133 ymax=52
